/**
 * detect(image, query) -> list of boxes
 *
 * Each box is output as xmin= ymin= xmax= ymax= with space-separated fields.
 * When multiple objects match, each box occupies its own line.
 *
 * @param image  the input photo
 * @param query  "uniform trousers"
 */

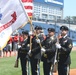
xmin=20 ymin=56 xmax=28 ymax=75
xmin=43 ymin=61 xmax=52 ymax=75
xmin=30 ymin=57 xmax=40 ymax=75
xmin=58 ymin=63 xmax=70 ymax=75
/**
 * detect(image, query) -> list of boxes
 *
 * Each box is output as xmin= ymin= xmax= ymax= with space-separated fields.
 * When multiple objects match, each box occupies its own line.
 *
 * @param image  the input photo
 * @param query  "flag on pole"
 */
xmin=0 ymin=0 xmax=29 ymax=50
xmin=21 ymin=0 xmax=33 ymax=18
xmin=20 ymin=0 xmax=33 ymax=52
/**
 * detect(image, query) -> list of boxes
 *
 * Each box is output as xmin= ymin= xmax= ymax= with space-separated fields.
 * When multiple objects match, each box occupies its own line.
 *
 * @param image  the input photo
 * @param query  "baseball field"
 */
xmin=0 ymin=51 xmax=76 ymax=75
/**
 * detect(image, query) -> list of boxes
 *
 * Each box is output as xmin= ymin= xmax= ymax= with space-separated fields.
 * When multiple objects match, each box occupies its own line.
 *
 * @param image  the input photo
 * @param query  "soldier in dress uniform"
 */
xmin=17 ymin=30 xmax=30 ymax=75
xmin=56 ymin=26 xmax=73 ymax=75
xmin=28 ymin=26 xmax=44 ymax=75
xmin=41 ymin=28 xmax=57 ymax=75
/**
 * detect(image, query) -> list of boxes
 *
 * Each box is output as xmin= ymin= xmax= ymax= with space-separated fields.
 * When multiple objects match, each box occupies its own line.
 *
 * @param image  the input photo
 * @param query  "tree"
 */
xmin=72 ymin=16 xmax=76 ymax=24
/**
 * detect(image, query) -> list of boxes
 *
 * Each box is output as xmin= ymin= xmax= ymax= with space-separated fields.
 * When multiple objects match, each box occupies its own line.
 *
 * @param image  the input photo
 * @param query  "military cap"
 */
xmin=39 ymin=26 xmax=42 ymax=30
xmin=22 ymin=30 xmax=28 ymax=35
xmin=35 ymin=26 xmax=42 ymax=30
xmin=48 ymin=28 xmax=55 ymax=32
xmin=60 ymin=26 xmax=68 ymax=31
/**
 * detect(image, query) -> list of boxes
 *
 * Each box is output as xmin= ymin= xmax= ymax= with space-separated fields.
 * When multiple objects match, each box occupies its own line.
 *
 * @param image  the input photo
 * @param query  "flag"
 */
xmin=0 ymin=0 xmax=29 ymax=50
xmin=21 ymin=0 xmax=33 ymax=18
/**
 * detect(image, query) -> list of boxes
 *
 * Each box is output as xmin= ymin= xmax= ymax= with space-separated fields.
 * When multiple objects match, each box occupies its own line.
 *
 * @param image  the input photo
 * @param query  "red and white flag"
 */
xmin=0 ymin=0 xmax=29 ymax=50
xmin=21 ymin=0 xmax=33 ymax=18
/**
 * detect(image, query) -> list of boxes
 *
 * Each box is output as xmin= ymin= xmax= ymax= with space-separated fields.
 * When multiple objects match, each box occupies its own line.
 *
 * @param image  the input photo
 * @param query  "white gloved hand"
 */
xmin=36 ymin=39 xmax=40 ymax=43
xmin=41 ymin=48 xmax=46 ymax=52
xmin=18 ymin=45 xmax=21 ymax=49
xmin=55 ymin=59 xmax=57 ymax=63
xmin=41 ymin=47 xmax=46 ymax=54
xmin=56 ymin=43 xmax=61 ymax=49
xmin=28 ymin=50 xmax=31 ymax=55
xmin=29 ymin=31 xmax=33 ymax=35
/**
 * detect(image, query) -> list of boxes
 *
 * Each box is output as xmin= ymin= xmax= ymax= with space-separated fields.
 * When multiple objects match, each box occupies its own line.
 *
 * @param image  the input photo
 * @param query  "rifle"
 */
xmin=14 ymin=49 xmax=20 ymax=68
xmin=14 ymin=58 xmax=19 ymax=68
xmin=51 ymin=48 xmax=58 ymax=73
xmin=51 ymin=33 xmax=62 ymax=75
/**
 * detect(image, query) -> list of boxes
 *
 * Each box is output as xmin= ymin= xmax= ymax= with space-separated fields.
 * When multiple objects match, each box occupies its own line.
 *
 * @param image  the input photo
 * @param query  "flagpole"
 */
xmin=19 ymin=1 xmax=42 ymax=75
xmin=29 ymin=17 xmax=33 ymax=50
xmin=19 ymin=1 xmax=32 ymax=75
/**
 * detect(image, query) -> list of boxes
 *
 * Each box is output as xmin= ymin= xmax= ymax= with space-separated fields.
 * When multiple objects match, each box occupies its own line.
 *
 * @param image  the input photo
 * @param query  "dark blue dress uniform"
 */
xmin=41 ymin=28 xmax=57 ymax=75
xmin=30 ymin=26 xmax=44 ymax=75
xmin=18 ymin=31 xmax=30 ymax=75
xmin=57 ymin=26 xmax=73 ymax=75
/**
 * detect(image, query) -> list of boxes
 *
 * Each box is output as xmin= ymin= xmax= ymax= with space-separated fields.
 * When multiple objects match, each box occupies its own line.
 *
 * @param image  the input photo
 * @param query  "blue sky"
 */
xmin=64 ymin=0 xmax=76 ymax=18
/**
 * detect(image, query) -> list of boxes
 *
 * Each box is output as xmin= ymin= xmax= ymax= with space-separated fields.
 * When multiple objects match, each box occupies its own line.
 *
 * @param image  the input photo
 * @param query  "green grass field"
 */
xmin=0 ymin=51 xmax=76 ymax=75
xmin=70 ymin=51 xmax=76 ymax=69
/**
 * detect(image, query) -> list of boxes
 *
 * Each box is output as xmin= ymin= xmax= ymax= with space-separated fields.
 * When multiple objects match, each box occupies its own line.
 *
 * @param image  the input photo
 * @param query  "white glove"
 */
xmin=55 ymin=59 xmax=57 ymax=63
xmin=29 ymin=31 xmax=33 ymax=35
xmin=41 ymin=47 xmax=46 ymax=54
xmin=41 ymin=48 xmax=46 ymax=52
xmin=36 ymin=39 xmax=40 ymax=43
xmin=56 ymin=43 xmax=61 ymax=49
xmin=18 ymin=45 xmax=21 ymax=49
xmin=28 ymin=50 xmax=31 ymax=55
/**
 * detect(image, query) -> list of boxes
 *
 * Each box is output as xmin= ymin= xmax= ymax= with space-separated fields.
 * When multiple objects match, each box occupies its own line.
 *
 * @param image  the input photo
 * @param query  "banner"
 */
xmin=0 ymin=0 xmax=29 ymax=50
